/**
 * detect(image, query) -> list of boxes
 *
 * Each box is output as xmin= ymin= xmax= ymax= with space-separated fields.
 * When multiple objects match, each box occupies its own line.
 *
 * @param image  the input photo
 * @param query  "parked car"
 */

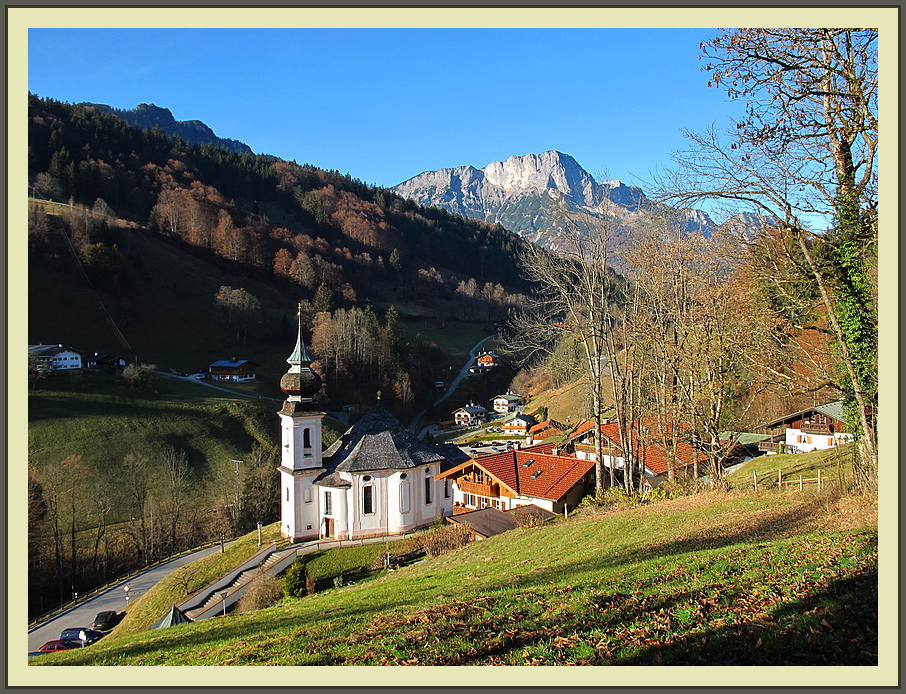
xmin=36 ymin=640 xmax=78 ymax=653
xmin=59 ymin=628 xmax=105 ymax=645
xmin=91 ymin=610 xmax=118 ymax=631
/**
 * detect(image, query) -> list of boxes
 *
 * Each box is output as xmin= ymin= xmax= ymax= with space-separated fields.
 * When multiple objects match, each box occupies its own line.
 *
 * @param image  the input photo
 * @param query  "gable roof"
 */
xmin=437 ymin=444 xmax=594 ymax=503
xmin=209 ymin=359 xmax=256 ymax=368
xmin=758 ymin=401 xmax=847 ymax=430
xmin=528 ymin=419 xmax=567 ymax=435
xmin=325 ymin=405 xmax=449 ymax=473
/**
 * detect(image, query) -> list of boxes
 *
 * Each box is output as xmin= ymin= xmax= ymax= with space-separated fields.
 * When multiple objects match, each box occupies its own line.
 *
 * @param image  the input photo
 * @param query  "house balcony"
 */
xmin=758 ymin=441 xmax=783 ymax=453
xmin=457 ymin=480 xmax=499 ymax=498
xmin=800 ymin=424 xmax=832 ymax=435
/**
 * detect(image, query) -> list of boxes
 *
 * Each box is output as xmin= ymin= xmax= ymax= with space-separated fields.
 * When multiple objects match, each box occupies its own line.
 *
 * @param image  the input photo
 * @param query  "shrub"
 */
xmin=237 ymin=570 xmax=283 ymax=613
xmin=282 ymin=558 xmax=309 ymax=598
xmin=418 ymin=523 xmax=473 ymax=557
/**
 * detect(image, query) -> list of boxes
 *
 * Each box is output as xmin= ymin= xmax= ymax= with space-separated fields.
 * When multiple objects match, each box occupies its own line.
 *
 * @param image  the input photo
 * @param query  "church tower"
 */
xmin=277 ymin=308 xmax=324 ymax=541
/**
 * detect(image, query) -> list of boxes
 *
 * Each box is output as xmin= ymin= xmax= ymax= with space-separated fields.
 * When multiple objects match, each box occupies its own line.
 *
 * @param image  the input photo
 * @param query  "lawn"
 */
xmin=34 ymin=483 xmax=878 ymax=669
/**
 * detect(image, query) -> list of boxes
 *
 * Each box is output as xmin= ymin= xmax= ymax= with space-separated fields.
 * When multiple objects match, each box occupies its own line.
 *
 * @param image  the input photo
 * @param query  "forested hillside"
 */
xmin=28 ymin=93 xmax=533 ymax=416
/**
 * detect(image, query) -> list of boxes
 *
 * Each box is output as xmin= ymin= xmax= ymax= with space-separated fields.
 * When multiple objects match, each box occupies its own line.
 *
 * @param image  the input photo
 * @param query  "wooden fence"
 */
xmin=752 ymin=468 xmax=832 ymax=492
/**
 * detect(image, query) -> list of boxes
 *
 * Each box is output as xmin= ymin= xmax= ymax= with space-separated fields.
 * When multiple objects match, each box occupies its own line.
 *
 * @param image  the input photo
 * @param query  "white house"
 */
xmin=278 ymin=316 xmax=463 ymax=542
xmin=453 ymin=404 xmax=488 ymax=427
xmin=28 ymin=344 xmax=83 ymax=374
xmin=491 ymin=392 xmax=522 ymax=414
xmin=756 ymin=401 xmax=854 ymax=454
xmin=500 ymin=412 xmax=536 ymax=437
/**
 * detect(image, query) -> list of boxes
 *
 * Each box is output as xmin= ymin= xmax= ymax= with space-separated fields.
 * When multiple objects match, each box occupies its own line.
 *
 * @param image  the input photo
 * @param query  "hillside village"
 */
xmin=22 ymin=26 xmax=883 ymax=674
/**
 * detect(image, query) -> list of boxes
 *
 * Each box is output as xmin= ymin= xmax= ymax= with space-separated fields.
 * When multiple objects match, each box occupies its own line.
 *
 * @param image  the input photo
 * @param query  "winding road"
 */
xmin=409 ymin=333 xmax=498 ymax=437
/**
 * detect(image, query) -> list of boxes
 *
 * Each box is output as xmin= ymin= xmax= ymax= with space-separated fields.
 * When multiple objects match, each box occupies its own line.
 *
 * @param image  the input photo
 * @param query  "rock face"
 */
xmin=393 ymin=150 xmax=719 ymax=260
xmin=80 ymin=102 xmax=254 ymax=154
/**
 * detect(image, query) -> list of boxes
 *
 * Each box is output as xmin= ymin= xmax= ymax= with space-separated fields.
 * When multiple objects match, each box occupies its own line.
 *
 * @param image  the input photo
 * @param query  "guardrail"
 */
xmin=27 ymin=539 xmax=229 ymax=630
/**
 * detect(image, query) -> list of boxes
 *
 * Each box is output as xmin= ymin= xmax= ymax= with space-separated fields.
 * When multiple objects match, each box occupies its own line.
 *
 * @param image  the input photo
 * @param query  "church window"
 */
xmin=400 ymin=481 xmax=410 ymax=514
xmin=425 ymin=477 xmax=432 ymax=505
xmin=304 ymin=487 xmax=312 ymax=504
xmin=303 ymin=428 xmax=311 ymax=448
xmin=324 ymin=491 xmax=333 ymax=515
xmin=444 ymin=479 xmax=450 ymax=498
xmin=363 ymin=485 xmax=374 ymax=515
xmin=286 ymin=487 xmax=289 ymax=502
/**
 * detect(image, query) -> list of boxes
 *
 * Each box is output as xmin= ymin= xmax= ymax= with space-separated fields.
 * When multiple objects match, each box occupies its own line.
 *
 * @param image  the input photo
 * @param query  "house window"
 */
xmin=444 ymin=479 xmax=450 ymax=499
xmin=400 ymin=481 xmax=410 ymax=514
xmin=363 ymin=485 xmax=374 ymax=515
xmin=324 ymin=491 xmax=333 ymax=515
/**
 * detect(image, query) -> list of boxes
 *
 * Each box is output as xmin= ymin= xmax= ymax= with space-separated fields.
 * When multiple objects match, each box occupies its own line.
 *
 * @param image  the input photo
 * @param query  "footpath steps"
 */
xmin=184 ymin=546 xmax=299 ymax=621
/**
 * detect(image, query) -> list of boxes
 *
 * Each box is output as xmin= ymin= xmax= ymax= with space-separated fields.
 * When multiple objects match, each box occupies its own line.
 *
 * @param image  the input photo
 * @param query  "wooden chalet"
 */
xmin=755 ymin=401 xmax=853 ymax=454
xmin=434 ymin=443 xmax=596 ymax=515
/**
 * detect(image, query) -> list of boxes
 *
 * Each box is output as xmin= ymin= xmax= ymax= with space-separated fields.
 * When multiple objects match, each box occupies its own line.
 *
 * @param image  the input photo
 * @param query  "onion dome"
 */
xmin=280 ymin=306 xmax=322 ymax=403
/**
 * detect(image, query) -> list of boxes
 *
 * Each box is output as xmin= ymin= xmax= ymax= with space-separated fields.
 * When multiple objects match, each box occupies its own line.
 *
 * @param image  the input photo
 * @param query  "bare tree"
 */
xmin=506 ymin=204 xmax=634 ymax=493
xmin=656 ymin=29 xmax=878 ymax=488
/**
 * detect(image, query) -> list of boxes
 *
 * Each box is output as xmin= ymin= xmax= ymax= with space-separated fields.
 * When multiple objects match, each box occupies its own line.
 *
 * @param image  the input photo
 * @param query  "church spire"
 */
xmin=280 ymin=304 xmax=321 ymax=405
xmin=286 ymin=303 xmax=314 ymax=367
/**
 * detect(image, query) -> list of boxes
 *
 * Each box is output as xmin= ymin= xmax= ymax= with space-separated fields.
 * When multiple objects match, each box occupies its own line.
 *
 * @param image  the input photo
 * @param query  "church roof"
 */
xmin=324 ymin=405 xmax=450 ymax=473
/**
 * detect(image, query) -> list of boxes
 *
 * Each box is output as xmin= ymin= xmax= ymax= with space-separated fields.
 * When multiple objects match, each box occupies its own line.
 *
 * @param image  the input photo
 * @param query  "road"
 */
xmin=27 ymin=543 xmax=227 ymax=654
xmin=409 ymin=333 xmax=498 ymax=436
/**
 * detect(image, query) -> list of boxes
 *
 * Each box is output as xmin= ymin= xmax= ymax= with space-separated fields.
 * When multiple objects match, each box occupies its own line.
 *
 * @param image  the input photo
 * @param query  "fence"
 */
xmin=752 ymin=468 xmax=833 ymax=492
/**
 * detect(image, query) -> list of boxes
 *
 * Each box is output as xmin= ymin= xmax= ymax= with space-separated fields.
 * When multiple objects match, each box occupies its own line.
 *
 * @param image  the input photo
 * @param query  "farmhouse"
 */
xmin=28 ymin=344 xmax=83 ymax=374
xmin=755 ymin=401 xmax=853 ymax=454
xmin=434 ymin=443 xmax=596 ymax=516
xmin=209 ymin=358 xmax=257 ymax=381
xmin=278 ymin=317 xmax=462 ymax=542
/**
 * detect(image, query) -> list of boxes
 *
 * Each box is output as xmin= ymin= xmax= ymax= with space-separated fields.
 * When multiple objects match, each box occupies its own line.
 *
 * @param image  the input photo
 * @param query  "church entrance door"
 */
xmin=322 ymin=518 xmax=334 ymax=538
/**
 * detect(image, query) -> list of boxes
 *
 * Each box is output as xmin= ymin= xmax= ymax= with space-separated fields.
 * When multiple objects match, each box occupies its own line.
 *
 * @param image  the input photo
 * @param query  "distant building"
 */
xmin=500 ymin=412 xmax=537 ymax=437
xmin=209 ymin=358 xmax=257 ymax=381
xmin=453 ymin=404 xmax=488 ymax=427
xmin=491 ymin=392 xmax=522 ymax=414
xmin=28 ymin=344 xmax=82 ymax=374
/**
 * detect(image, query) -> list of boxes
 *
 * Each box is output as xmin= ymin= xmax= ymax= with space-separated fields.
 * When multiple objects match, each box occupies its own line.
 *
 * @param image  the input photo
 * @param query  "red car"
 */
xmin=37 ymin=640 xmax=78 ymax=653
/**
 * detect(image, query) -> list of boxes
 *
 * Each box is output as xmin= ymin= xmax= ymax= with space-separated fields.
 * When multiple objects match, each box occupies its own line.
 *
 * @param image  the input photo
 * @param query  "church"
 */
xmin=277 ymin=316 xmax=464 ymax=542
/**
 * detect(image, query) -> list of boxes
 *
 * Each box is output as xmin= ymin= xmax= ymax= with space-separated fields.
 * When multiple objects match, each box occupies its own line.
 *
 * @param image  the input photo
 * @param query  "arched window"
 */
xmin=303 ymin=428 xmax=311 ymax=448
xmin=303 ymin=487 xmax=313 ymax=504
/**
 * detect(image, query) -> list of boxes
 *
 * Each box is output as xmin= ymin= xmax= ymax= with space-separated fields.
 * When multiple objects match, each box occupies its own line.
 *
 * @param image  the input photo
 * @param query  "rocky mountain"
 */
xmin=393 ymin=150 xmax=720 ymax=260
xmin=79 ymin=102 xmax=254 ymax=154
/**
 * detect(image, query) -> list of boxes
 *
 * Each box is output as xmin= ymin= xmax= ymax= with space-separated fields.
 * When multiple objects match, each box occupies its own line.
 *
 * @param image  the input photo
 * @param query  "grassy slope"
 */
xmin=28 ymin=371 xmax=279 ymax=502
xmin=726 ymin=444 xmax=857 ymax=492
xmin=35 ymin=482 xmax=877 ymax=667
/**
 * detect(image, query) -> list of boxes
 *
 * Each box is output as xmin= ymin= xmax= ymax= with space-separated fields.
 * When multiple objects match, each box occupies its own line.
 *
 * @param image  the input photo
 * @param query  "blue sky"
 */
xmin=27 ymin=27 xmax=748 ymax=192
